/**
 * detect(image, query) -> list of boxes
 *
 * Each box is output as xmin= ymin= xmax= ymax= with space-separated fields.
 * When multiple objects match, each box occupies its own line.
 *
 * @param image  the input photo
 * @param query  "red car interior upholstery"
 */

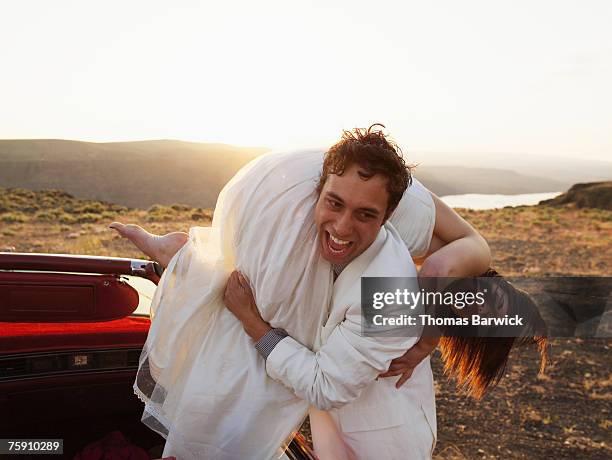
xmin=0 ymin=272 xmax=139 ymax=323
xmin=0 ymin=256 xmax=160 ymax=457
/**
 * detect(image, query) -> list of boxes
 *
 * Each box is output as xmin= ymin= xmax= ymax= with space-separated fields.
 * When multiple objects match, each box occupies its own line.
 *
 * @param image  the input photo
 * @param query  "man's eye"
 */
xmin=328 ymin=199 xmax=341 ymax=209
xmin=357 ymin=213 xmax=374 ymax=221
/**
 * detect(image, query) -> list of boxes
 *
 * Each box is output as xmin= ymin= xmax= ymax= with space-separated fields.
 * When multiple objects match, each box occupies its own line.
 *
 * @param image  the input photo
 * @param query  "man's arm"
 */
xmin=224 ymin=271 xmax=417 ymax=411
xmin=263 ymin=320 xmax=415 ymax=411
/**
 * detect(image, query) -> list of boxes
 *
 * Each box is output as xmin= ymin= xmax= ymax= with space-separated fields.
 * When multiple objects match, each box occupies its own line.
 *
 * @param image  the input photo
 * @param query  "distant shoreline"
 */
xmin=440 ymin=192 xmax=562 ymax=210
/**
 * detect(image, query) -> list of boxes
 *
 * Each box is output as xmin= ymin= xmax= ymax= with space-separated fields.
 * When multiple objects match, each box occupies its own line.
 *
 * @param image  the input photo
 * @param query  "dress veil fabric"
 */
xmin=135 ymin=150 xmax=334 ymax=459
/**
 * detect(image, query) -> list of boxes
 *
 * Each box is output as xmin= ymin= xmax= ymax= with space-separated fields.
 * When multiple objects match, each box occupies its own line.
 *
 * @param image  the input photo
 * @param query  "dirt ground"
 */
xmin=295 ymin=338 xmax=611 ymax=459
xmin=430 ymin=338 xmax=611 ymax=459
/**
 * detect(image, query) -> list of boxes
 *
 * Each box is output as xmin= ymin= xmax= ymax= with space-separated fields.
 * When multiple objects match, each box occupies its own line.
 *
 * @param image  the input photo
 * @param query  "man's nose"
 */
xmin=333 ymin=211 xmax=353 ymax=237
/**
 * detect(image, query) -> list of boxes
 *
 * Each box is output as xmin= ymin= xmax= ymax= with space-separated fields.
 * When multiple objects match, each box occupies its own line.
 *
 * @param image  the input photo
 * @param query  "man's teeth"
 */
xmin=330 ymin=234 xmax=350 ymax=246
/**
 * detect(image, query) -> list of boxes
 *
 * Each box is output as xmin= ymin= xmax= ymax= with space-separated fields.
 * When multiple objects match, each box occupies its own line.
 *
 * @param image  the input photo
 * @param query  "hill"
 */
xmin=414 ymin=165 xmax=567 ymax=196
xmin=539 ymin=181 xmax=612 ymax=210
xmin=1 ymin=139 xmax=570 ymax=208
xmin=0 ymin=139 xmax=266 ymax=209
xmin=409 ymin=151 xmax=612 ymax=184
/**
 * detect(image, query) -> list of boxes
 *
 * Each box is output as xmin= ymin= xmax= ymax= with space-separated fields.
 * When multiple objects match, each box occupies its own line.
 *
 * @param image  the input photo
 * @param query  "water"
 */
xmin=440 ymin=192 xmax=562 ymax=210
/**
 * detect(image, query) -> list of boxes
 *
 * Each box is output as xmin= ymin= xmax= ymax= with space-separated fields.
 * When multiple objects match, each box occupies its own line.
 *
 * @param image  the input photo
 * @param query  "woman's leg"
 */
xmin=109 ymin=222 xmax=188 ymax=268
xmin=309 ymin=407 xmax=356 ymax=460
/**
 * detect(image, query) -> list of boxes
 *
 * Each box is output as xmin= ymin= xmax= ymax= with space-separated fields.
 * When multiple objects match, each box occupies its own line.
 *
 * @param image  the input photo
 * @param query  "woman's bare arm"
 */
xmin=419 ymin=193 xmax=491 ymax=277
xmin=382 ymin=193 xmax=491 ymax=387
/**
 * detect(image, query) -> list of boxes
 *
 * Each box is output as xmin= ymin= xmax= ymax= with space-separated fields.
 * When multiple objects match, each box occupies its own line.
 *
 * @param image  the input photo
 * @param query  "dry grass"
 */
xmin=0 ymin=187 xmax=212 ymax=255
xmin=457 ymin=205 xmax=611 ymax=276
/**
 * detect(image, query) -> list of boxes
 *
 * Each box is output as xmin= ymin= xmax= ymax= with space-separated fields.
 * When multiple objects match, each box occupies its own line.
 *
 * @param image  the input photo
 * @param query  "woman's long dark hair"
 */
xmin=438 ymin=269 xmax=548 ymax=398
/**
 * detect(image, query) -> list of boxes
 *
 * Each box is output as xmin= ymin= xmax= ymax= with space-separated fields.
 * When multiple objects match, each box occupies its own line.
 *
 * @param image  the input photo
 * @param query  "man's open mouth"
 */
xmin=326 ymin=231 xmax=353 ymax=257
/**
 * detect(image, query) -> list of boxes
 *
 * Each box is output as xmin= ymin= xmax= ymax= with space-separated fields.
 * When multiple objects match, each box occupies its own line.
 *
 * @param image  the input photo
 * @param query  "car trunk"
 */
xmin=0 ymin=253 xmax=164 ymax=458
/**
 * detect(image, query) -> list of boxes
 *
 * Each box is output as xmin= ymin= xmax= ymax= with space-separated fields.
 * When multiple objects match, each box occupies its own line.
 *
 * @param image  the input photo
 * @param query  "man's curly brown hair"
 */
xmin=316 ymin=124 xmax=412 ymax=220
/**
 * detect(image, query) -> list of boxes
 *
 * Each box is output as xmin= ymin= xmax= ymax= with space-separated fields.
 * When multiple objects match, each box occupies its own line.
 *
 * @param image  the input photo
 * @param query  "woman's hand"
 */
xmin=379 ymin=336 xmax=439 ymax=388
xmin=223 ymin=271 xmax=271 ymax=341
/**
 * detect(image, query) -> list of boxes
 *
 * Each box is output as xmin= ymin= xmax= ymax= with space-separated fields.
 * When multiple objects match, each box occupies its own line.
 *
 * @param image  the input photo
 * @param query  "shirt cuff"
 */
xmin=254 ymin=328 xmax=289 ymax=359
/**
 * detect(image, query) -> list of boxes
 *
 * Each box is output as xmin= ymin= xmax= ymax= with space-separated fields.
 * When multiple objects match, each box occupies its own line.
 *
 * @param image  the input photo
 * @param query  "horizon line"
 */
xmin=0 ymin=137 xmax=610 ymax=163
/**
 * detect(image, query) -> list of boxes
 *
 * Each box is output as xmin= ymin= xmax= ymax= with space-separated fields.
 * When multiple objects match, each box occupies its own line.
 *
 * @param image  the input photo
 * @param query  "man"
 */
xmin=112 ymin=126 xmax=491 ymax=459
xmin=223 ymin=127 xmax=436 ymax=458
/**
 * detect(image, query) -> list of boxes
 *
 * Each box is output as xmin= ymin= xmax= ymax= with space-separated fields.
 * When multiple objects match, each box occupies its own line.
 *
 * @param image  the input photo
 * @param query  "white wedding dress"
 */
xmin=133 ymin=149 xmax=435 ymax=459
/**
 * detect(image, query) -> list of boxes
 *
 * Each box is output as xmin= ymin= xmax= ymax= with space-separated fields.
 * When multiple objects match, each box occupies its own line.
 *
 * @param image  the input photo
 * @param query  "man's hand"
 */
xmin=223 ymin=270 xmax=271 ymax=341
xmin=379 ymin=336 xmax=439 ymax=388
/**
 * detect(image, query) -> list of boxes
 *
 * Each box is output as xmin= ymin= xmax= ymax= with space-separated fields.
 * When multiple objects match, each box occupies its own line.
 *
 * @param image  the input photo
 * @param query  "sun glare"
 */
xmin=0 ymin=0 xmax=610 ymax=159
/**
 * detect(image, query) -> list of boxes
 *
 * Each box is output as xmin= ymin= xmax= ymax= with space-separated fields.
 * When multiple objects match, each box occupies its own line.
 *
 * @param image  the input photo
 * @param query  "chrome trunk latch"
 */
xmin=130 ymin=259 xmax=149 ymax=276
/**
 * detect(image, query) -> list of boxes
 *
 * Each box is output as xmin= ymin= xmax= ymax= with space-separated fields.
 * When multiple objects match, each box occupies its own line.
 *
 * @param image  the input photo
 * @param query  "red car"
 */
xmin=0 ymin=252 xmax=314 ymax=459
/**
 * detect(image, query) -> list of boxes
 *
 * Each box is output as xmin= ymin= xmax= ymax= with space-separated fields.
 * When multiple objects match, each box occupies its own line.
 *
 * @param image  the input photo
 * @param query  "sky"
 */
xmin=0 ymin=0 xmax=611 ymax=161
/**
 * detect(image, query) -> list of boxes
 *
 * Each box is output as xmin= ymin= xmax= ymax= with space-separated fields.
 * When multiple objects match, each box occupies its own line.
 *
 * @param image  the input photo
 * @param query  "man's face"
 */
xmin=314 ymin=164 xmax=389 ymax=266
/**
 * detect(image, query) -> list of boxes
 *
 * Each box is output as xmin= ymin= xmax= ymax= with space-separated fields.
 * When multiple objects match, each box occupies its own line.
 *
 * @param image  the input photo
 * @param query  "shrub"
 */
xmin=36 ymin=197 xmax=56 ymax=208
xmin=148 ymin=204 xmax=176 ymax=213
xmin=9 ymin=188 xmax=35 ymax=199
xmin=22 ymin=204 xmax=41 ymax=214
xmin=59 ymin=213 xmax=77 ymax=224
xmin=147 ymin=204 xmax=175 ymax=222
xmin=45 ymin=189 xmax=73 ymax=199
xmin=146 ymin=212 xmax=174 ymax=222
xmin=79 ymin=202 xmax=106 ymax=213
xmin=0 ymin=212 xmax=28 ymax=223
xmin=171 ymin=203 xmax=192 ymax=212
xmin=35 ymin=210 xmax=59 ymax=222
xmin=76 ymin=213 xmax=103 ymax=223
xmin=191 ymin=209 xmax=212 ymax=220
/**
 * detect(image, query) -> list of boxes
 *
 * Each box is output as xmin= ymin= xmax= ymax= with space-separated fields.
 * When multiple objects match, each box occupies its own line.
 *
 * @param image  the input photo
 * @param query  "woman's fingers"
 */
xmin=395 ymin=370 xmax=413 ymax=388
xmin=225 ymin=271 xmax=253 ymax=301
xmin=379 ymin=369 xmax=404 ymax=378
xmin=380 ymin=367 xmax=415 ymax=387
xmin=237 ymin=272 xmax=251 ymax=290
xmin=385 ymin=362 xmax=407 ymax=373
xmin=226 ymin=271 xmax=235 ymax=288
xmin=225 ymin=271 xmax=240 ymax=298
xmin=236 ymin=271 xmax=254 ymax=296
